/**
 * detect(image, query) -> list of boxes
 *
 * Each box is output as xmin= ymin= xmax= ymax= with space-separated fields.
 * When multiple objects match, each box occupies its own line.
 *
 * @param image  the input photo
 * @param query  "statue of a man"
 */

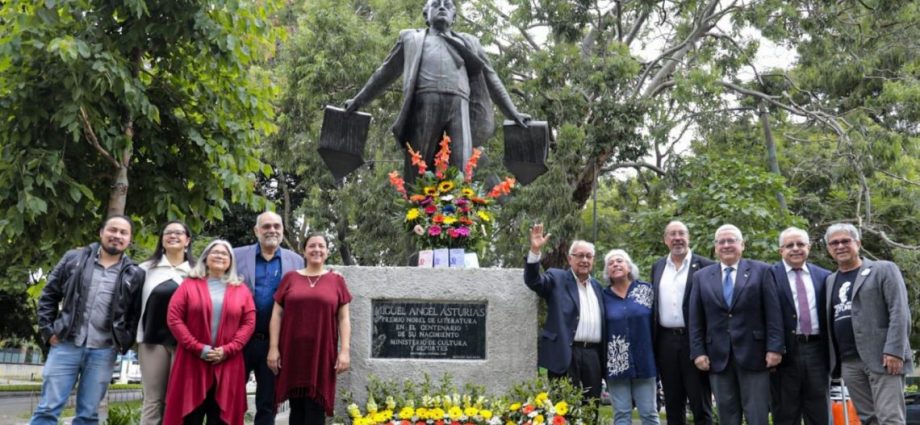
xmin=345 ymin=0 xmax=529 ymax=182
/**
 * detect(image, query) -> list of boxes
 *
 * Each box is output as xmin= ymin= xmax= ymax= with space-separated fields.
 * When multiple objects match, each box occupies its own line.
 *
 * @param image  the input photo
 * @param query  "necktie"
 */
xmin=723 ymin=267 xmax=734 ymax=306
xmin=793 ymin=268 xmax=814 ymax=334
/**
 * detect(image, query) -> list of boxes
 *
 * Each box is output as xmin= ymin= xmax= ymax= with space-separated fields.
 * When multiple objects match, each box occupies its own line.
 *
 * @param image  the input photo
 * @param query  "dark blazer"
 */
xmin=524 ymin=261 xmax=606 ymax=375
xmin=770 ymin=261 xmax=831 ymax=360
xmin=233 ymin=243 xmax=304 ymax=295
xmin=689 ymin=259 xmax=784 ymax=373
xmin=650 ymin=253 xmax=715 ymax=341
xmin=825 ymin=258 xmax=913 ymax=375
xmin=350 ymin=28 xmax=522 ymax=147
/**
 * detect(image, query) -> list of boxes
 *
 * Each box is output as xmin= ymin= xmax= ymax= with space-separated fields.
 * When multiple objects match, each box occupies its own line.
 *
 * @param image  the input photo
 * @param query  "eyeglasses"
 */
xmin=163 ymin=230 xmax=187 ymax=237
xmin=570 ymin=253 xmax=594 ymax=260
xmin=666 ymin=230 xmax=688 ymax=237
xmin=715 ymin=238 xmax=739 ymax=246
xmin=208 ymin=250 xmax=230 ymax=257
xmin=781 ymin=241 xmax=808 ymax=249
xmin=827 ymin=238 xmax=854 ymax=247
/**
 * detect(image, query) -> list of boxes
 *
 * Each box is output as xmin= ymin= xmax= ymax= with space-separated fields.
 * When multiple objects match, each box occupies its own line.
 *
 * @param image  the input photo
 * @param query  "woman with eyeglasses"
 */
xmin=267 ymin=233 xmax=351 ymax=425
xmin=602 ymin=249 xmax=659 ymax=425
xmin=137 ymin=221 xmax=195 ymax=425
xmin=163 ymin=240 xmax=255 ymax=425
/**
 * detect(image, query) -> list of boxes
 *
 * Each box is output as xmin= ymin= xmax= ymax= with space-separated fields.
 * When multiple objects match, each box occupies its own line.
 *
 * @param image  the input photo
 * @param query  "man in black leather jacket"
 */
xmin=31 ymin=215 xmax=145 ymax=425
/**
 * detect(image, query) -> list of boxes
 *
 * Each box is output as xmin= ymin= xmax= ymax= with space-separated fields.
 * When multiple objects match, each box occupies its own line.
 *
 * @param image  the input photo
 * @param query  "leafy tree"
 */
xmin=0 ymin=0 xmax=284 ymax=291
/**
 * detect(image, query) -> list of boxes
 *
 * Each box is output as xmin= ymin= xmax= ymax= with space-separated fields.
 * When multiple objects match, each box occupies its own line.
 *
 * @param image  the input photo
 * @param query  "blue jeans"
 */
xmin=31 ymin=341 xmax=116 ymax=425
xmin=607 ymin=377 xmax=660 ymax=425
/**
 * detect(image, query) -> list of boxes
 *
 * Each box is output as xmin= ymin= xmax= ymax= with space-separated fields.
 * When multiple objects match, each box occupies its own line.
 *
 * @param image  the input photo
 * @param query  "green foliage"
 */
xmin=0 ymin=0 xmax=285 ymax=291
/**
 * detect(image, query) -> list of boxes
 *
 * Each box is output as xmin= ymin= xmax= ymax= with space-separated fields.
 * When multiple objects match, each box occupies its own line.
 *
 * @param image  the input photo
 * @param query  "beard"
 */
xmin=102 ymin=244 xmax=124 ymax=256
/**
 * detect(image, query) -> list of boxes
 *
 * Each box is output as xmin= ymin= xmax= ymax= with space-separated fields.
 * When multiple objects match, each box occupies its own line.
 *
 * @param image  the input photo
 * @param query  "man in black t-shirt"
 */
xmin=825 ymin=223 xmax=911 ymax=425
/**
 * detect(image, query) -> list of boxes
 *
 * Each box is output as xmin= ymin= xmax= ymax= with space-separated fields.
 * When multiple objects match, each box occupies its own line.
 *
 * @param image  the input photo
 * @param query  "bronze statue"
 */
xmin=345 ymin=0 xmax=529 ymax=182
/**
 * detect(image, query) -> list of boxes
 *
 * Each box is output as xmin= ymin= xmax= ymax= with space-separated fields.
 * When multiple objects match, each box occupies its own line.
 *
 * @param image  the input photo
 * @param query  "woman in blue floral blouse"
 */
xmin=602 ymin=249 xmax=659 ymax=425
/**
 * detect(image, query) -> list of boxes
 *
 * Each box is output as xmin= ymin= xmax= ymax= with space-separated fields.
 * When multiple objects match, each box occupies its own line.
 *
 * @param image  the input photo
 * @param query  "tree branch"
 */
xmin=601 ymin=162 xmax=666 ymax=176
xmin=861 ymin=226 xmax=920 ymax=250
xmin=79 ymin=107 xmax=120 ymax=168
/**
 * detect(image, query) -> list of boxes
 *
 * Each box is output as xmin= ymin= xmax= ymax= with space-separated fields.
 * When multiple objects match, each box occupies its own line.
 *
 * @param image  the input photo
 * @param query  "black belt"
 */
xmin=573 ymin=341 xmax=600 ymax=349
xmin=662 ymin=327 xmax=686 ymax=335
xmin=251 ymin=333 xmax=268 ymax=341
xmin=796 ymin=334 xmax=821 ymax=343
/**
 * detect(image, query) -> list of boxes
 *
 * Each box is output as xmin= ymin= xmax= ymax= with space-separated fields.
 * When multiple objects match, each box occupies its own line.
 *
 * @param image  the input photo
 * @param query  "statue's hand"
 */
xmin=344 ymin=99 xmax=358 ymax=113
xmin=514 ymin=113 xmax=531 ymax=128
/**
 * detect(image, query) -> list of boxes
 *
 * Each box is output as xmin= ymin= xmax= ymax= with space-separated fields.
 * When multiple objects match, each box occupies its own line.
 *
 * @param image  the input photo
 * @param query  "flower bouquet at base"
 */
xmin=388 ymin=134 xmax=516 ymax=253
xmin=337 ymin=375 xmax=593 ymax=425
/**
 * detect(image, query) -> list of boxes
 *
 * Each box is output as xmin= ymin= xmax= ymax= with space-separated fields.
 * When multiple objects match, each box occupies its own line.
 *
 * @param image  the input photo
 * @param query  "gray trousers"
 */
xmin=710 ymin=360 xmax=770 ymax=425
xmin=841 ymin=359 xmax=906 ymax=425
xmin=138 ymin=343 xmax=176 ymax=425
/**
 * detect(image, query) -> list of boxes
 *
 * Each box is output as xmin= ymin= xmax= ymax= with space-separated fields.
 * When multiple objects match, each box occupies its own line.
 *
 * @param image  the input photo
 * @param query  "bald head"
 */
xmin=254 ymin=211 xmax=284 ymax=254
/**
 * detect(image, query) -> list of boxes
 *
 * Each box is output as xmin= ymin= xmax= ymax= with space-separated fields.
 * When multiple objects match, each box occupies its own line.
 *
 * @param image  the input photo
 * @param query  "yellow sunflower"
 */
xmin=438 ymin=180 xmax=456 ymax=193
xmin=424 ymin=186 xmax=437 ymax=196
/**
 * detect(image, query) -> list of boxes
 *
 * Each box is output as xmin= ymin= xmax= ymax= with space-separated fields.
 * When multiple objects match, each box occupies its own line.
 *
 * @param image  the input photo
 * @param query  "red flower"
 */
xmin=434 ymin=134 xmax=451 ymax=179
xmin=428 ymin=226 xmax=442 ymax=236
xmin=388 ymin=171 xmax=407 ymax=199
xmin=433 ymin=214 xmax=445 ymax=224
xmin=436 ymin=420 xmax=445 ymax=425
xmin=401 ymin=421 xmax=411 ymax=425
xmin=425 ymin=204 xmax=437 ymax=215
xmin=522 ymin=405 xmax=535 ymax=415
xmin=552 ymin=416 xmax=566 ymax=425
xmin=407 ymin=145 xmax=428 ymax=175
xmin=464 ymin=148 xmax=482 ymax=182
xmin=459 ymin=216 xmax=473 ymax=225
xmin=487 ymin=177 xmax=516 ymax=198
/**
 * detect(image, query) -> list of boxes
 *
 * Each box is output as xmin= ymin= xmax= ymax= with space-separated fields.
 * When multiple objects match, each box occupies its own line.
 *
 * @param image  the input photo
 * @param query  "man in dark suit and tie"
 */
xmin=769 ymin=227 xmax=831 ymax=425
xmin=650 ymin=221 xmax=715 ymax=425
xmin=825 ymin=223 xmax=912 ymax=425
xmin=689 ymin=224 xmax=784 ymax=425
xmin=524 ymin=223 xmax=605 ymax=404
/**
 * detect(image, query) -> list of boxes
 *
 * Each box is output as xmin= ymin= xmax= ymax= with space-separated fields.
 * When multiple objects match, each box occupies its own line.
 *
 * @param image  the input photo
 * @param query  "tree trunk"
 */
xmin=759 ymin=103 xmax=787 ymax=211
xmin=107 ymin=165 xmax=129 ymax=216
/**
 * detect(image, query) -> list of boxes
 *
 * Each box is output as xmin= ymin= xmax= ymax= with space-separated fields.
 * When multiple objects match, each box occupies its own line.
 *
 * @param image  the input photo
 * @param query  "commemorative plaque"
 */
xmin=371 ymin=300 xmax=487 ymax=359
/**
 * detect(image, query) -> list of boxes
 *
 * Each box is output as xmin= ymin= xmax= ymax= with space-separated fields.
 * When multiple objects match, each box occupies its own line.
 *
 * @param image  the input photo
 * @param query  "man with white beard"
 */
xmin=235 ymin=211 xmax=304 ymax=425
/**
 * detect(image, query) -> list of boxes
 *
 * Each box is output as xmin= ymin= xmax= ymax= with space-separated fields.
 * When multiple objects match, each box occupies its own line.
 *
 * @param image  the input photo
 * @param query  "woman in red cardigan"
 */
xmin=164 ymin=239 xmax=255 ymax=425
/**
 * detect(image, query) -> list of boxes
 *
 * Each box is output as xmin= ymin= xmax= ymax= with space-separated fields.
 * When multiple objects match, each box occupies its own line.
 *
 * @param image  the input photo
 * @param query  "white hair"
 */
xmin=714 ymin=224 xmax=744 ymax=243
xmin=778 ymin=226 xmax=810 ymax=247
xmin=188 ymin=239 xmax=244 ymax=286
xmin=824 ymin=223 xmax=860 ymax=243
xmin=568 ymin=240 xmax=596 ymax=257
xmin=602 ymin=249 xmax=640 ymax=282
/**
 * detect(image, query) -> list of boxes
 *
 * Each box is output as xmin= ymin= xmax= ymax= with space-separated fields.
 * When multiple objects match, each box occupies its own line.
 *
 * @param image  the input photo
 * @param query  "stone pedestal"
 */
xmin=334 ymin=266 xmax=538 ymax=413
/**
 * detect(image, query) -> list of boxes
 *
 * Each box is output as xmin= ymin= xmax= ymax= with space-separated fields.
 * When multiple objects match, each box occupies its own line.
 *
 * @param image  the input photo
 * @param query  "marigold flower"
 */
xmin=480 ymin=410 xmax=493 ymax=420
xmin=406 ymin=208 xmax=420 ymax=221
xmin=448 ymin=406 xmax=464 ymax=420
xmin=509 ymin=403 xmax=522 ymax=412
xmin=443 ymin=216 xmax=457 ymax=225
xmin=433 ymin=214 xmax=445 ymax=224
xmin=399 ymin=408 xmax=415 ymax=420
xmin=534 ymin=415 xmax=545 ymax=425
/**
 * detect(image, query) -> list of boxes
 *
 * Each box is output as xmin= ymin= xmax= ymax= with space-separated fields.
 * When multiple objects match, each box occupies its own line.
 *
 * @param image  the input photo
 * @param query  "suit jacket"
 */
xmin=689 ymin=259 xmax=784 ymax=373
xmin=770 ymin=261 xmax=831 ymax=364
xmin=233 ymin=243 xmax=304 ymax=296
xmin=825 ymin=258 xmax=912 ymax=375
xmin=524 ymin=262 xmax=606 ymax=375
xmin=650 ymin=253 xmax=715 ymax=346
xmin=164 ymin=278 xmax=255 ymax=425
xmin=350 ymin=28 xmax=521 ymax=147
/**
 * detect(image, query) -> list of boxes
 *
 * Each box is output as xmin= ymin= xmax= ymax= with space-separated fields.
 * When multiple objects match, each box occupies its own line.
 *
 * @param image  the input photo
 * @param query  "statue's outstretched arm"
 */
xmin=345 ymin=37 xmax=406 ymax=112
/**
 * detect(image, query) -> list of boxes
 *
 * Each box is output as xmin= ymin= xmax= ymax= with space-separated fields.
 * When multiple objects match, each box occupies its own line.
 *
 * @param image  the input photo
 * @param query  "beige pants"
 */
xmin=138 ymin=343 xmax=176 ymax=425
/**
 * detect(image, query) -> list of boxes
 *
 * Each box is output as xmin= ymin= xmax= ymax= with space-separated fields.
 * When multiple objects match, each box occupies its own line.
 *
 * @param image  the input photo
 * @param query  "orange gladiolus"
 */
xmin=407 ymin=145 xmax=428 ymax=175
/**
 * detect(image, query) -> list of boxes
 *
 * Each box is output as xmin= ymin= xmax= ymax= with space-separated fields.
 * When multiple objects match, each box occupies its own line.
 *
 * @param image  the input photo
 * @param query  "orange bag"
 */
xmin=832 ymin=399 xmax=860 ymax=425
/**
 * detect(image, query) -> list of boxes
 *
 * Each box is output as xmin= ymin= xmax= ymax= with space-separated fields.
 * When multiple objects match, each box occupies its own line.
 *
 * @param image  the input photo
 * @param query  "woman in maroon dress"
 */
xmin=267 ymin=233 xmax=352 ymax=425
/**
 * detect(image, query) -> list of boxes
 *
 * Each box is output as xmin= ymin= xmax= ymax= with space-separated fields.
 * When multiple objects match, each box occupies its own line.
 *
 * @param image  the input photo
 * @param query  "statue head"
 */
xmin=423 ymin=0 xmax=456 ymax=30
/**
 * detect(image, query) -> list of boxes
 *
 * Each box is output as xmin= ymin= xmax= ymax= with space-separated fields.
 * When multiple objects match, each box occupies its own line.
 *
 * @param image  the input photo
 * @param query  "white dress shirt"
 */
xmin=528 ymin=251 xmax=601 ymax=343
xmin=658 ymin=251 xmax=692 ymax=328
xmin=783 ymin=260 xmax=819 ymax=334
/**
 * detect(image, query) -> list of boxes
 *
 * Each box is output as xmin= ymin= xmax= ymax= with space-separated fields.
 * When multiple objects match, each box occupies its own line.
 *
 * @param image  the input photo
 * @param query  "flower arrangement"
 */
xmin=338 ymin=376 xmax=593 ymax=425
xmin=388 ymin=134 xmax=516 ymax=250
